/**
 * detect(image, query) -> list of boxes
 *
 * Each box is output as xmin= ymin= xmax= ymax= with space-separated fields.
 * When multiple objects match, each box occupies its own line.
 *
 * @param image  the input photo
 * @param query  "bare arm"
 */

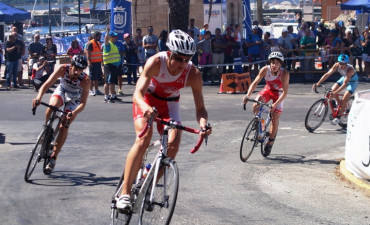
xmin=332 ymin=67 xmax=355 ymax=95
xmin=272 ymin=70 xmax=290 ymax=111
xmin=244 ymin=66 xmax=268 ymax=101
xmin=313 ymin=63 xmax=339 ymax=88
xmin=71 ymin=76 xmax=90 ymax=116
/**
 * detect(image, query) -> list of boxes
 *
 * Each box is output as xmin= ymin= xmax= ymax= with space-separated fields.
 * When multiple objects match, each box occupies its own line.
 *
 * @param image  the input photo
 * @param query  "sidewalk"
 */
xmin=339 ymin=160 xmax=370 ymax=194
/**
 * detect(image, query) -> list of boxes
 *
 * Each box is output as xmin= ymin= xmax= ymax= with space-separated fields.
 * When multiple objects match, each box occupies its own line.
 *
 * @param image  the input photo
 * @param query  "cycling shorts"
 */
xmin=133 ymin=93 xmax=181 ymax=133
xmin=336 ymin=75 xmax=359 ymax=94
xmin=257 ymin=87 xmax=284 ymax=113
xmin=51 ymin=85 xmax=81 ymax=112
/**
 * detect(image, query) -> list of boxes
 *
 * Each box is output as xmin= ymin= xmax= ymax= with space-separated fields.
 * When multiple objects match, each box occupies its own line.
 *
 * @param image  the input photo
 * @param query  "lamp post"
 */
xmin=78 ymin=0 xmax=81 ymax=34
xmin=48 ymin=0 xmax=51 ymax=36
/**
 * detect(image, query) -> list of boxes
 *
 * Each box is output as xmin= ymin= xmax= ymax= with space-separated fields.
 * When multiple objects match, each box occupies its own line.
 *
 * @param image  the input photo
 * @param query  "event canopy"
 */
xmin=0 ymin=2 xmax=31 ymax=23
xmin=340 ymin=0 xmax=370 ymax=13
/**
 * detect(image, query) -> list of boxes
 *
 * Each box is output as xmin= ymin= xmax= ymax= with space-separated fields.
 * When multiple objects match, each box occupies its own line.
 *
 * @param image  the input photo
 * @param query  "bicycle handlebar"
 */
xmin=138 ymin=117 xmax=210 ymax=154
xmin=243 ymin=98 xmax=272 ymax=110
xmin=32 ymin=101 xmax=71 ymax=127
xmin=314 ymin=84 xmax=331 ymax=94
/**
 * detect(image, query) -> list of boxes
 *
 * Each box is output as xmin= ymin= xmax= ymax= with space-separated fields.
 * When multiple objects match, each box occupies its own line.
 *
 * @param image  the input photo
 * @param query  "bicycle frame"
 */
xmin=256 ymin=106 xmax=272 ymax=143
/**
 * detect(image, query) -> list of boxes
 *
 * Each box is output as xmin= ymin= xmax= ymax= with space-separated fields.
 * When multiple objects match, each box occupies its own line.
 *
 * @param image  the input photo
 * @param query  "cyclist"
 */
xmin=116 ymin=29 xmax=212 ymax=211
xmin=243 ymin=51 xmax=290 ymax=156
xmin=312 ymin=54 xmax=359 ymax=125
xmin=31 ymin=55 xmax=90 ymax=173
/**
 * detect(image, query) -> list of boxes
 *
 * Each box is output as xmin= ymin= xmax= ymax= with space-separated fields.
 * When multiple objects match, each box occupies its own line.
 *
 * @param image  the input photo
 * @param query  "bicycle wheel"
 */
xmin=24 ymin=128 xmax=49 ymax=182
xmin=140 ymin=159 xmax=179 ymax=225
xmin=111 ymin=170 xmax=132 ymax=225
xmin=304 ymin=98 xmax=328 ymax=132
xmin=240 ymin=118 xmax=259 ymax=162
xmin=338 ymin=96 xmax=354 ymax=129
xmin=42 ymin=128 xmax=54 ymax=175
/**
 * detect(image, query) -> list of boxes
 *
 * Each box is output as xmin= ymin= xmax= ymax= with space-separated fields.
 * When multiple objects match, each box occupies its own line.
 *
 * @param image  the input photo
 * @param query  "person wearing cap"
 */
xmin=30 ymin=56 xmax=49 ymax=91
xmin=245 ymin=25 xmax=262 ymax=76
xmin=200 ymin=23 xmax=209 ymax=40
xmin=252 ymin=21 xmax=263 ymax=39
xmin=123 ymin=33 xmax=138 ymax=85
xmin=278 ymin=29 xmax=294 ymax=70
xmin=28 ymin=34 xmax=43 ymax=79
xmin=300 ymin=28 xmax=317 ymax=71
xmin=86 ymin=32 xmax=103 ymax=96
xmin=143 ymin=25 xmax=158 ymax=62
xmin=223 ymin=27 xmax=236 ymax=73
xmin=102 ymin=27 xmax=123 ymax=102
xmin=4 ymin=32 xmax=23 ymax=89
xmin=115 ymin=29 xmax=212 ymax=212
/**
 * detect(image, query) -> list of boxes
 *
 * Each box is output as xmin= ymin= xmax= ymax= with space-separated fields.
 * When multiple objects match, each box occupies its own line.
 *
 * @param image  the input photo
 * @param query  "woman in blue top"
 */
xmin=158 ymin=30 xmax=169 ymax=52
xmin=313 ymin=54 xmax=359 ymax=125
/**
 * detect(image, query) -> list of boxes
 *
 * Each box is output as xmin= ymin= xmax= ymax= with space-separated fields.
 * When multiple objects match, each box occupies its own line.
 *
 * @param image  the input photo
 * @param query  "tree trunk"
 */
xmin=167 ymin=0 xmax=190 ymax=32
xmin=256 ymin=0 xmax=263 ymax=25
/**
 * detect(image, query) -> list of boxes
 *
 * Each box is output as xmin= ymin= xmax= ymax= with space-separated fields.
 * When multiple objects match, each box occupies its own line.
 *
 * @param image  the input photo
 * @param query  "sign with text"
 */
xmin=111 ymin=0 xmax=131 ymax=41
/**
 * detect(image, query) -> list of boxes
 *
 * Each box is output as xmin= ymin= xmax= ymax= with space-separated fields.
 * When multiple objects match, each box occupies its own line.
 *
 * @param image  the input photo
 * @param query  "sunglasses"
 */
xmin=339 ymin=62 xmax=346 ymax=65
xmin=171 ymin=54 xmax=191 ymax=63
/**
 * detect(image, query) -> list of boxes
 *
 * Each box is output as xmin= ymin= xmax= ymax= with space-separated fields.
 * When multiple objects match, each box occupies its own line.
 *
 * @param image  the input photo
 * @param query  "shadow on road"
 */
xmin=27 ymin=171 xmax=119 ymax=187
xmin=264 ymin=154 xmax=341 ymax=165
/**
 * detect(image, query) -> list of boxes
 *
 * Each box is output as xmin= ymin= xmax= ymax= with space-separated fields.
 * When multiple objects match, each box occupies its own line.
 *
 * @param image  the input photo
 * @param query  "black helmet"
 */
xmin=71 ymin=55 xmax=87 ymax=69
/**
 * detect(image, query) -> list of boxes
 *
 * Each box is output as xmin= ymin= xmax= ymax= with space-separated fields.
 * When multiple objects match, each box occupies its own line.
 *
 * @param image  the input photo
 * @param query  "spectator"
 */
xmin=42 ymin=36 xmax=57 ymax=76
xmin=134 ymin=28 xmax=145 ymax=73
xmin=188 ymin=18 xmax=200 ymax=44
xmin=252 ymin=21 xmax=263 ymax=38
xmin=143 ymin=25 xmax=158 ymax=62
xmin=341 ymin=29 xmax=354 ymax=59
xmin=197 ymin=30 xmax=212 ymax=83
xmin=260 ymin=31 xmax=273 ymax=66
xmin=12 ymin=27 xmax=25 ymax=87
xmin=187 ymin=29 xmax=198 ymax=65
xmin=223 ymin=27 xmax=236 ymax=73
xmin=232 ymin=44 xmax=243 ymax=74
xmin=287 ymin=25 xmax=299 ymax=70
xmin=123 ymin=33 xmax=138 ymax=85
xmin=113 ymin=33 xmax=126 ymax=95
xmin=28 ymin=34 xmax=43 ymax=78
xmin=86 ymin=31 xmax=103 ymax=96
xmin=278 ymin=29 xmax=294 ymax=70
xmin=158 ymin=30 xmax=169 ymax=52
xmin=324 ymin=31 xmax=341 ymax=67
xmin=298 ymin=22 xmax=315 ymax=40
xmin=83 ymin=35 xmax=93 ymax=54
xmin=361 ymin=30 xmax=370 ymax=81
xmin=102 ymin=28 xmax=122 ymax=103
xmin=67 ymin=40 xmax=83 ymax=58
xmin=311 ymin=22 xmax=318 ymax=38
xmin=31 ymin=56 xmax=49 ymax=91
xmin=4 ymin=32 xmax=22 ymax=89
xmin=300 ymin=29 xmax=316 ymax=71
xmin=234 ymin=24 xmax=242 ymax=45
xmin=200 ymin=23 xmax=209 ymax=40
xmin=296 ymin=12 xmax=302 ymax=31
xmin=245 ymin=25 xmax=262 ymax=75
xmin=317 ymin=22 xmax=329 ymax=47
xmin=351 ymin=27 xmax=363 ymax=76
xmin=211 ymin=28 xmax=225 ymax=81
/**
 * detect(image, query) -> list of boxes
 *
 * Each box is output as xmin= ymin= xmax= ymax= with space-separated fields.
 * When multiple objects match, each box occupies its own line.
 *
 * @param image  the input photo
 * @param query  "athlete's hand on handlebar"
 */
xmin=199 ymin=123 xmax=212 ymax=145
xmin=32 ymin=99 xmax=41 ymax=115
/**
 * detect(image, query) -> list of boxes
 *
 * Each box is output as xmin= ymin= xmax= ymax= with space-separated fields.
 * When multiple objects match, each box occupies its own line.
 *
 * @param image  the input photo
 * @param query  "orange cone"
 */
xmin=218 ymin=77 xmax=225 ymax=94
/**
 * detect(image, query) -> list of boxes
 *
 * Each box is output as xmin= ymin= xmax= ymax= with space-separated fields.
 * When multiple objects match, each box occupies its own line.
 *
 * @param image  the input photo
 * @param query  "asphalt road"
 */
xmin=1 ymin=82 xmax=370 ymax=225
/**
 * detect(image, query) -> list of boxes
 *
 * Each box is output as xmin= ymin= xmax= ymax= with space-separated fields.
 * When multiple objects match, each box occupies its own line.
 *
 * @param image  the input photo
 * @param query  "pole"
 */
xmin=78 ymin=0 xmax=81 ymax=34
xmin=48 ymin=0 xmax=51 ymax=36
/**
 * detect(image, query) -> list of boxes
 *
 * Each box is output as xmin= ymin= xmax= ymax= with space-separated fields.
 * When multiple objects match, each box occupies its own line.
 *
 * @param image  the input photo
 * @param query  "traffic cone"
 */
xmin=316 ymin=57 xmax=322 ymax=70
xmin=218 ymin=76 xmax=225 ymax=94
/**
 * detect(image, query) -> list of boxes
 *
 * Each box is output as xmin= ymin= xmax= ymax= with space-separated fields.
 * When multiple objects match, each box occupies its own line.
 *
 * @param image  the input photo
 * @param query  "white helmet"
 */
xmin=166 ymin=29 xmax=196 ymax=56
xmin=268 ymin=51 xmax=284 ymax=62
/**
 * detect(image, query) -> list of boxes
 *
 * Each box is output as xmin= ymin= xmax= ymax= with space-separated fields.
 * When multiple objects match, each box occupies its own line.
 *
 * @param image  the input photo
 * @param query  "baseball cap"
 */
xmin=109 ymin=31 xmax=118 ymax=36
xmin=252 ymin=25 xmax=258 ymax=30
xmin=124 ymin=33 xmax=130 ymax=39
xmin=282 ymin=29 xmax=288 ymax=33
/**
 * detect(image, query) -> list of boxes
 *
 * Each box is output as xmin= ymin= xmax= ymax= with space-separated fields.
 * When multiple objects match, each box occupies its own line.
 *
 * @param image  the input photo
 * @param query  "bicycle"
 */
xmin=24 ymin=102 xmax=69 ymax=182
xmin=240 ymin=98 xmax=273 ymax=162
xmin=304 ymin=85 xmax=354 ymax=132
xmin=110 ymin=117 xmax=208 ymax=225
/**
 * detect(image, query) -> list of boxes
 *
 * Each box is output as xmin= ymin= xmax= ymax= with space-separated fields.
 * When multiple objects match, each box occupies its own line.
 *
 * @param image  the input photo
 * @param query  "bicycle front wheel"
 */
xmin=240 ymin=118 xmax=259 ymax=162
xmin=140 ymin=159 xmax=179 ymax=225
xmin=338 ymin=96 xmax=354 ymax=129
xmin=305 ymin=98 xmax=328 ymax=132
xmin=24 ymin=128 xmax=49 ymax=182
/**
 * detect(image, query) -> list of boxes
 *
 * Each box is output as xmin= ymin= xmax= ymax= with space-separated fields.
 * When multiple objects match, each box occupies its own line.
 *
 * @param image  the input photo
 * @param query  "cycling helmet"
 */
xmin=338 ymin=54 xmax=349 ymax=64
xmin=166 ymin=29 xmax=196 ymax=56
xmin=268 ymin=51 xmax=284 ymax=62
xmin=71 ymin=55 xmax=88 ymax=69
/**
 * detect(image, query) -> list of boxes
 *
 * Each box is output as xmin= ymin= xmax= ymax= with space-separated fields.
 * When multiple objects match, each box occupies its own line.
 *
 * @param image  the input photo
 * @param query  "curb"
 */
xmin=339 ymin=160 xmax=370 ymax=194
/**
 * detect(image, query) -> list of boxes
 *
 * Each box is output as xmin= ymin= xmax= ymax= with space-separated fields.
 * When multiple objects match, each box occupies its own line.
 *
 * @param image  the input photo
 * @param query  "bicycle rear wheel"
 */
xmin=111 ymin=170 xmax=132 ymax=225
xmin=304 ymin=98 xmax=328 ymax=132
xmin=140 ymin=159 xmax=179 ymax=225
xmin=24 ymin=128 xmax=49 ymax=182
xmin=240 ymin=118 xmax=259 ymax=162
xmin=338 ymin=96 xmax=354 ymax=129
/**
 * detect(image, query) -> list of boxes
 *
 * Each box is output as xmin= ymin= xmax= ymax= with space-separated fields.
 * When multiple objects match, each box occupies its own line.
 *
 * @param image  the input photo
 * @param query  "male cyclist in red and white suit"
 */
xmin=116 ymin=30 xmax=212 ymax=211
xmin=243 ymin=51 xmax=290 ymax=156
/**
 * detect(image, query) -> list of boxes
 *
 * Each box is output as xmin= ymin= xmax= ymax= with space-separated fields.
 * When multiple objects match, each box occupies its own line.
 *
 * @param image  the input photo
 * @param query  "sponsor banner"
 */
xmin=242 ymin=0 xmax=252 ymax=38
xmin=345 ymin=90 xmax=370 ymax=180
xmin=110 ymin=0 xmax=131 ymax=41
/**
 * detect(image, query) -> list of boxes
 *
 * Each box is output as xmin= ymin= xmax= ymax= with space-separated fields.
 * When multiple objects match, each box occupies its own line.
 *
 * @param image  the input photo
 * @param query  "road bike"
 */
xmin=25 ymin=102 xmax=69 ymax=182
xmin=110 ymin=117 xmax=208 ymax=225
xmin=304 ymin=85 xmax=354 ymax=132
xmin=240 ymin=98 xmax=273 ymax=162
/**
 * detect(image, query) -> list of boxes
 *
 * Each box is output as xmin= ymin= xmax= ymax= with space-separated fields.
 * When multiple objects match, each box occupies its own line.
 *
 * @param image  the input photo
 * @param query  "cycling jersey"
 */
xmin=52 ymin=65 xmax=88 ymax=112
xmin=133 ymin=52 xmax=192 ymax=123
xmin=336 ymin=64 xmax=359 ymax=94
xmin=257 ymin=65 xmax=285 ymax=113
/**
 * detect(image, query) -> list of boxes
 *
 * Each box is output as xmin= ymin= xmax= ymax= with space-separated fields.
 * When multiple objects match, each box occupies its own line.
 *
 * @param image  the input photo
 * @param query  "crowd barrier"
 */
xmin=345 ymin=90 xmax=370 ymax=180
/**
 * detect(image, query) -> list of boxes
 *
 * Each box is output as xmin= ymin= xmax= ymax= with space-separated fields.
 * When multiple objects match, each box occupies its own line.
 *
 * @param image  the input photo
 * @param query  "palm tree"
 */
xmin=167 ymin=0 xmax=189 ymax=31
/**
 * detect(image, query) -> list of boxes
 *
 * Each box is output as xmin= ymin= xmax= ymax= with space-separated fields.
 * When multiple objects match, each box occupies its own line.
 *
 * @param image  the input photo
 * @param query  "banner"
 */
xmin=218 ymin=73 xmax=251 ymax=94
xmin=242 ymin=0 xmax=252 ymax=39
xmin=345 ymin=90 xmax=370 ymax=180
xmin=111 ymin=0 xmax=131 ymax=41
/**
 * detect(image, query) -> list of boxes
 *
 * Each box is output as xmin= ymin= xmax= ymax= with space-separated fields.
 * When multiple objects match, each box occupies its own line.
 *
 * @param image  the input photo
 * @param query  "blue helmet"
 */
xmin=338 ymin=54 xmax=349 ymax=64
